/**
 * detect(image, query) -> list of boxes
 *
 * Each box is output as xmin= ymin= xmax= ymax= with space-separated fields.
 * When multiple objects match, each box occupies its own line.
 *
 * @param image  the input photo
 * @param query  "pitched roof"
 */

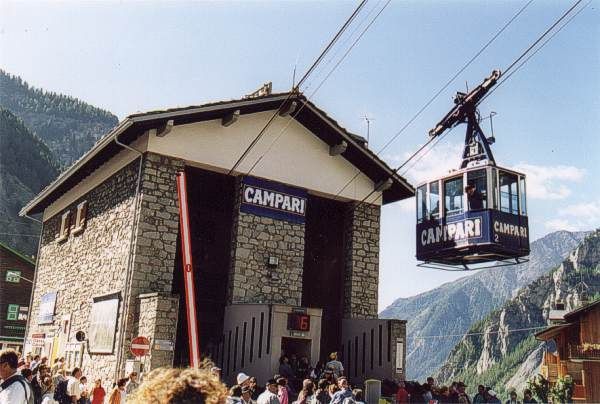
xmin=20 ymin=92 xmax=414 ymax=216
xmin=534 ymin=324 xmax=572 ymax=341
xmin=0 ymin=241 xmax=36 ymax=266
xmin=563 ymin=299 xmax=600 ymax=322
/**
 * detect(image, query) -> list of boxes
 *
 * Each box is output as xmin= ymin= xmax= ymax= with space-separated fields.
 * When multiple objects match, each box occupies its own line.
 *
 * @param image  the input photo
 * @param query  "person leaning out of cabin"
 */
xmin=465 ymin=183 xmax=484 ymax=210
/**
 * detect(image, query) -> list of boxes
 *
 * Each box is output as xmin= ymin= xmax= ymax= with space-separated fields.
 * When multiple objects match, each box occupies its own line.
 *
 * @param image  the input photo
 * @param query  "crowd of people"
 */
xmin=1 ymin=349 xmax=540 ymax=404
xmin=395 ymin=377 xmax=539 ymax=404
xmin=0 ymin=349 xmax=140 ymax=404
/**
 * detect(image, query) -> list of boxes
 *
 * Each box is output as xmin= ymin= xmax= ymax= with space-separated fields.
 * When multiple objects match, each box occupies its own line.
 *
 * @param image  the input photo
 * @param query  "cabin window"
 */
xmin=520 ymin=177 xmax=527 ymax=215
xmin=499 ymin=171 xmax=519 ymax=215
xmin=466 ymin=169 xmax=487 ymax=210
xmin=416 ymin=185 xmax=427 ymax=223
xmin=491 ymin=168 xmax=498 ymax=209
xmin=429 ymin=181 xmax=440 ymax=219
xmin=444 ymin=177 xmax=463 ymax=217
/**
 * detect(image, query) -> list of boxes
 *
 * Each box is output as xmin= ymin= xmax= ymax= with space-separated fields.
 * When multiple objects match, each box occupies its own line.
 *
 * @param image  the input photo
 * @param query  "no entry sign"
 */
xmin=131 ymin=336 xmax=150 ymax=357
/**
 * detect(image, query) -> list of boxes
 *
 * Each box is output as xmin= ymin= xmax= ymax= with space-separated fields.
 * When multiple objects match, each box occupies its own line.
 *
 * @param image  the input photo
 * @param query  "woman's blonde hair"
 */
xmin=128 ymin=366 xmax=228 ymax=404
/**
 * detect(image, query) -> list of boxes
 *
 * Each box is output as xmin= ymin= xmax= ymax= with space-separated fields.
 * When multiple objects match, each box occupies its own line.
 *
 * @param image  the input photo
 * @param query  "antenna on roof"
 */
xmin=292 ymin=53 xmax=300 ymax=89
xmin=362 ymin=115 xmax=375 ymax=143
xmin=244 ymin=82 xmax=273 ymax=99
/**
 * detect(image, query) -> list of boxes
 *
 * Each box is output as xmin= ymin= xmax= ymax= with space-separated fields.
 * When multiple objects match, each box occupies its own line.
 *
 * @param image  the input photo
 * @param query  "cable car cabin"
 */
xmin=415 ymin=162 xmax=529 ymax=269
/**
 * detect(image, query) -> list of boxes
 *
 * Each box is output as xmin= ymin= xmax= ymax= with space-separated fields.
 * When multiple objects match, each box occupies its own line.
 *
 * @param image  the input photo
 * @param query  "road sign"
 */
xmin=130 ymin=336 xmax=150 ymax=357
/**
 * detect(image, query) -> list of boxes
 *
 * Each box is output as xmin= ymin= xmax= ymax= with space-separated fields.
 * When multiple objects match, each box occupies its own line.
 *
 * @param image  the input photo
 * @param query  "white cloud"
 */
xmin=545 ymin=219 xmax=580 ymax=232
xmin=546 ymin=201 xmax=600 ymax=232
xmin=513 ymin=163 xmax=586 ymax=200
xmin=384 ymin=142 xmax=463 ymax=185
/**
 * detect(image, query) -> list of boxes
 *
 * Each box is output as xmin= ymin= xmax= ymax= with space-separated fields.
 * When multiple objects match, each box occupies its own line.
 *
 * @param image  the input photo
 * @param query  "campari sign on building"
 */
xmin=241 ymin=176 xmax=307 ymax=224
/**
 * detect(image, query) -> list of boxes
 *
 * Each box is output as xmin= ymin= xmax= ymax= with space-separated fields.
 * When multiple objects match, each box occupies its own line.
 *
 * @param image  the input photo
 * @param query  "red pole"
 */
xmin=176 ymin=171 xmax=201 ymax=368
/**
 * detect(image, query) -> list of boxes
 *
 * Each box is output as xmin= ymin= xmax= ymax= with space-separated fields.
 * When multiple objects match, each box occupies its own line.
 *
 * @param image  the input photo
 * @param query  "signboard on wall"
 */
xmin=88 ymin=294 xmax=120 ymax=354
xmin=38 ymin=292 xmax=57 ymax=324
xmin=396 ymin=338 xmax=404 ymax=373
xmin=240 ymin=176 xmax=308 ymax=224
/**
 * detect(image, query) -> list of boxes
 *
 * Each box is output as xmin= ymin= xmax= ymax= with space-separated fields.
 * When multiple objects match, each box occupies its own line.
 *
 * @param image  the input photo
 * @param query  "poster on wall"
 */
xmin=396 ymin=338 xmax=404 ymax=373
xmin=38 ymin=292 xmax=57 ymax=324
xmin=88 ymin=295 xmax=120 ymax=354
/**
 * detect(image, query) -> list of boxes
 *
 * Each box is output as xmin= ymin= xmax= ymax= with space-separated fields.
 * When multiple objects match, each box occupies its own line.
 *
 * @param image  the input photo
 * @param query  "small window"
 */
xmin=7 ymin=304 xmax=19 ymax=321
xmin=466 ymin=169 xmax=487 ymax=210
xmin=499 ymin=171 xmax=519 ymax=215
xmin=429 ymin=181 xmax=440 ymax=219
xmin=444 ymin=177 xmax=463 ymax=217
xmin=72 ymin=201 xmax=88 ymax=234
xmin=5 ymin=270 xmax=21 ymax=283
xmin=416 ymin=185 xmax=427 ymax=223
xmin=520 ymin=176 xmax=527 ymax=215
xmin=57 ymin=211 xmax=71 ymax=242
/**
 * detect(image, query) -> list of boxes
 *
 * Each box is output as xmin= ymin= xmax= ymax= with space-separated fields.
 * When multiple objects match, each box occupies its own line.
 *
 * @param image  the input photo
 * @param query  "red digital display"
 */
xmin=287 ymin=313 xmax=310 ymax=331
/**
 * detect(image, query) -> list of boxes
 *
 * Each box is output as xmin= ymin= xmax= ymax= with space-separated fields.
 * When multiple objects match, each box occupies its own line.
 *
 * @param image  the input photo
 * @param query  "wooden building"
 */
xmin=536 ymin=299 xmax=600 ymax=402
xmin=0 ymin=242 xmax=35 ymax=352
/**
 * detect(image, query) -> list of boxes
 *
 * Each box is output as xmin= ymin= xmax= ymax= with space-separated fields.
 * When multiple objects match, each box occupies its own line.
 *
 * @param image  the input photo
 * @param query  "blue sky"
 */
xmin=1 ymin=0 xmax=598 ymax=309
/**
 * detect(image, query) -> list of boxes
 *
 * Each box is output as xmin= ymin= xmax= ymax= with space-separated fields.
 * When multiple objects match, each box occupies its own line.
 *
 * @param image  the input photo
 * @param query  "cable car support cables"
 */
xmin=333 ymin=0 xmax=534 ymax=200
xmin=227 ymin=0 xmax=368 ymax=176
xmin=357 ymin=0 xmax=589 ymax=207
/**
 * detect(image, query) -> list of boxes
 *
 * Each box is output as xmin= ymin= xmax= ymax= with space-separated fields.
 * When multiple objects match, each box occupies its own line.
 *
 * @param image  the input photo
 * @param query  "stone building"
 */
xmin=21 ymin=91 xmax=413 ymax=385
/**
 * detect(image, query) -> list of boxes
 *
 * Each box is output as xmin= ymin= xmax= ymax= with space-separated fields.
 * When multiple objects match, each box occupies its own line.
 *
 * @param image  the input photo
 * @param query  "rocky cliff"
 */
xmin=379 ymin=230 xmax=589 ymax=380
xmin=435 ymin=230 xmax=600 ymax=396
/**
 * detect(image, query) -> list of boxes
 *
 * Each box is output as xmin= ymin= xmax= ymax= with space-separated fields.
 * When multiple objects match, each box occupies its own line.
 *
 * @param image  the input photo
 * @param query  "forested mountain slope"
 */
xmin=0 ymin=109 xmax=60 ymax=255
xmin=0 ymin=69 xmax=118 ymax=166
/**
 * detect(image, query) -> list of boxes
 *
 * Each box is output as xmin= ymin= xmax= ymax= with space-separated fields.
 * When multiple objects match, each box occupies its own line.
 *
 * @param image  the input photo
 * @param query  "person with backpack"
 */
xmin=0 ymin=348 xmax=34 ymax=404
xmin=53 ymin=376 xmax=70 ymax=404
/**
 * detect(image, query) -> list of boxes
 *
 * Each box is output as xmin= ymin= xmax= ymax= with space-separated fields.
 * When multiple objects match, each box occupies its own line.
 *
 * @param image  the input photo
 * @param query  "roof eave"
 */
xmin=19 ymin=118 xmax=134 ymax=217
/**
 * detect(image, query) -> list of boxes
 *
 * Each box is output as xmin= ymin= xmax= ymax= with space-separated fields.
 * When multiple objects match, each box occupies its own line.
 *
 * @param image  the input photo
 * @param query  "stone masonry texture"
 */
xmin=228 ymin=179 xmax=305 ymax=306
xmin=344 ymin=202 xmax=381 ymax=318
xmin=121 ymin=153 xmax=184 ymax=369
xmin=137 ymin=293 xmax=179 ymax=371
xmin=27 ymin=159 xmax=139 ymax=385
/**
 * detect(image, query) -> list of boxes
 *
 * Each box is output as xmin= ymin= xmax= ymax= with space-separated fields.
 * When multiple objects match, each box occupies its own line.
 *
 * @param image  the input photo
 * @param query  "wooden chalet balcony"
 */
xmin=569 ymin=344 xmax=600 ymax=361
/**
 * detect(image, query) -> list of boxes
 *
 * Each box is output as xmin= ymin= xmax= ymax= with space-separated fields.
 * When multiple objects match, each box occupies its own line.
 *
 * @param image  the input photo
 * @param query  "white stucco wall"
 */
xmin=147 ymin=111 xmax=381 ymax=204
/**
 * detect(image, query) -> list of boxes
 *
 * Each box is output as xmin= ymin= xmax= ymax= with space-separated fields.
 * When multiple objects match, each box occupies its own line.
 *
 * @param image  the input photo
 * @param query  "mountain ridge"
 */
xmin=434 ymin=229 xmax=600 ymax=396
xmin=379 ymin=230 xmax=590 ymax=380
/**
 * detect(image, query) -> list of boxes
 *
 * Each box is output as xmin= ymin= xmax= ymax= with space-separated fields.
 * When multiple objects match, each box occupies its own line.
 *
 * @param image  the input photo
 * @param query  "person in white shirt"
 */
xmin=67 ymin=367 xmax=82 ymax=403
xmin=0 ymin=349 xmax=33 ymax=404
xmin=257 ymin=379 xmax=280 ymax=404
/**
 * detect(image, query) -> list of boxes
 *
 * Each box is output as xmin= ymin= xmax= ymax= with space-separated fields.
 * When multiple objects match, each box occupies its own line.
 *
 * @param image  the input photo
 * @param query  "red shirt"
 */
xmin=396 ymin=388 xmax=409 ymax=404
xmin=91 ymin=386 xmax=106 ymax=404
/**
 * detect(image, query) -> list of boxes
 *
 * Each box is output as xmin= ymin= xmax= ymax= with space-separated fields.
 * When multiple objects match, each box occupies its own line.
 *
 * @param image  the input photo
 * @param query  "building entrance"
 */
xmin=302 ymin=195 xmax=346 ymax=360
xmin=172 ymin=166 xmax=236 ymax=366
xmin=281 ymin=337 xmax=312 ymax=362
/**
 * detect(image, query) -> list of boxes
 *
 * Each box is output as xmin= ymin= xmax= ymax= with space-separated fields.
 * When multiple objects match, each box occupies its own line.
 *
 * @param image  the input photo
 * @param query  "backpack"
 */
xmin=53 ymin=379 xmax=70 ymax=404
xmin=0 ymin=374 xmax=34 ymax=404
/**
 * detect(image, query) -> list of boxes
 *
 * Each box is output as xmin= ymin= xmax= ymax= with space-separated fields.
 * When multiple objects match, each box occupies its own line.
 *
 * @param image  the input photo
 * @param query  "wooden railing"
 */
xmin=569 ymin=344 xmax=600 ymax=360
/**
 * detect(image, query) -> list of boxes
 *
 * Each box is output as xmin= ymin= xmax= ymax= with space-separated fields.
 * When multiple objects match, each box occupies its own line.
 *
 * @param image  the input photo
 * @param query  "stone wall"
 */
xmin=27 ymin=159 xmax=140 ymax=385
xmin=344 ymin=202 xmax=381 ymax=318
xmin=137 ymin=293 xmax=179 ymax=370
xmin=120 ymin=153 xmax=184 ymax=370
xmin=228 ymin=181 xmax=305 ymax=306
